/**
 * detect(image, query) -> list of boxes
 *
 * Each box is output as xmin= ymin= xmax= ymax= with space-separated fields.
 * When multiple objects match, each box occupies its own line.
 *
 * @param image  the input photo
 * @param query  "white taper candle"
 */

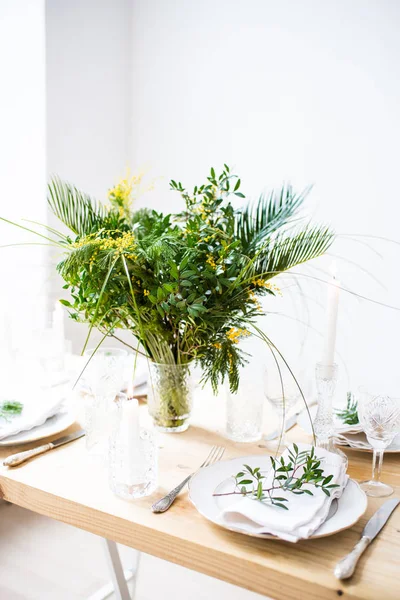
xmin=322 ymin=265 xmax=340 ymax=366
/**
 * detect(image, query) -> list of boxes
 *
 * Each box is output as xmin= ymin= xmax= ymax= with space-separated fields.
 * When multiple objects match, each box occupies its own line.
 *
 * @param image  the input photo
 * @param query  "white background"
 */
xmin=2 ymin=0 xmax=400 ymax=396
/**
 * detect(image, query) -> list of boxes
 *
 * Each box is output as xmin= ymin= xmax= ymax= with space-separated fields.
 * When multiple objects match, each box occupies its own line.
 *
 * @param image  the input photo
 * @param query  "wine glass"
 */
xmin=264 ymin=366 xmax=301 ymax=449
xmin=357 ymin=389 xmax=400 ymax=497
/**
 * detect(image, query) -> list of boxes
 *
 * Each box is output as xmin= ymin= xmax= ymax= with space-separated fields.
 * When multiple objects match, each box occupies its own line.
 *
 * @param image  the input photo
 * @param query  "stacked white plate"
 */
xmin=189 ymin=455 xmax=367 ymax=541
xmin=297 ymin=403 xmax=400 ymax=452
xmin=0 ymin=386 xmax=75 ymax=447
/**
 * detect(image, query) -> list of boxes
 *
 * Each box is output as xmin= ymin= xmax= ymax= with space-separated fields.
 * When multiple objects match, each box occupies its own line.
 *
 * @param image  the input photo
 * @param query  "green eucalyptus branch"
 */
xmin=213 ymin=445 xmax=339 ymax=509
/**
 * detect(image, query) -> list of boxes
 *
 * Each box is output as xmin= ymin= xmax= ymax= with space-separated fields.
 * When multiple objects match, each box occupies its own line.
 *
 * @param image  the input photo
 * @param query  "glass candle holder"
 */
xmin=109 ymin=396 xmax=158 ymax=500
xmin=314 ymin=362 xmax=338 ymax=450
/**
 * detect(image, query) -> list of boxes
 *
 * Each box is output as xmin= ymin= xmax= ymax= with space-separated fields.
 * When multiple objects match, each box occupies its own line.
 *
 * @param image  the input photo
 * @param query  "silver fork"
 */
xmin=151 ymin=445 xmax=225 ymax=513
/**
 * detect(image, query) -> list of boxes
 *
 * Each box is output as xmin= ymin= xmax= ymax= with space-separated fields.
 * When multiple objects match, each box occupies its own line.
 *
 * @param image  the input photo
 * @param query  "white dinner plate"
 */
xmin=189 ymin=455 xmax=367 ymax=541
xmin=297 ymin=405 xmax=400 ymax=453
xmin=0 ymin=410 xmax=76 ymax=446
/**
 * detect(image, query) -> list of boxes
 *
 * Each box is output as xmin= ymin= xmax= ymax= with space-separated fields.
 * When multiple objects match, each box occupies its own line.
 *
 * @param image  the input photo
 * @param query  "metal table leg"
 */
xmin=87 ymin=539 xmax=141 ymax=600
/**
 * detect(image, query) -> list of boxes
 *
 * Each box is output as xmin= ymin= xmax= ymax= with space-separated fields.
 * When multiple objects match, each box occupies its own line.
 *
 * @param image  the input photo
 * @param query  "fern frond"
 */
xmin=48 ymin=176 xmax=107 ymax=236
xmin=235 ymin=184 xmax=310 ymax=253
xmin=252 ymin=224 xmax=334 ymax=280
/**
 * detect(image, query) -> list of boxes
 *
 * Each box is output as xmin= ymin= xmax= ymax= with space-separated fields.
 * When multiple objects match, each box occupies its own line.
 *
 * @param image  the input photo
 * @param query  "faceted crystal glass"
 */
xmin=357 ymin=389 xmax=400 ymax=497
xmin=109 ymin=395 xmax=158 ymax=500
xmin=147 ymin=362 xmax=193 ymax=433
xmin=82 ymin=347 xmax=128 ymax=454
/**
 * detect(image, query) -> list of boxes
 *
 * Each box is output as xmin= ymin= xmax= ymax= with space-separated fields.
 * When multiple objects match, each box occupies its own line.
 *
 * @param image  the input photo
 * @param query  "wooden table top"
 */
xmin=0 ymin=389 xmax=399 ymax=600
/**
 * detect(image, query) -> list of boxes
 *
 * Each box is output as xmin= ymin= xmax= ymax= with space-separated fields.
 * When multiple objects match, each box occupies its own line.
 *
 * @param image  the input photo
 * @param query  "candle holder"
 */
xmin=314 ymin=362 xmax=338 ymax=450
xmin=109 ymin=396 xmax=158 ymax=500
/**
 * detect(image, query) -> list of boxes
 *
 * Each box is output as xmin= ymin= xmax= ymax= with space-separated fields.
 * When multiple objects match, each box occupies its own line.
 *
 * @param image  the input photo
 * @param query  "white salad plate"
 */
xmin=0 ymin=410 xmax=76 ymax=446
xmin=189 ymin=455 xmax=367 ymax=541
xmin=297 ymin=405 xmax=400 ymax=453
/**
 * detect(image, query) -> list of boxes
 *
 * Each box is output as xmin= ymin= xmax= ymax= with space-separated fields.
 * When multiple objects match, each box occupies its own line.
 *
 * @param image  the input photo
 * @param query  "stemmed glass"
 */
xmin=264 ymin=367 xmax=301 ymax=449
xmin=357 ymin=389 xmax=400 ymax=497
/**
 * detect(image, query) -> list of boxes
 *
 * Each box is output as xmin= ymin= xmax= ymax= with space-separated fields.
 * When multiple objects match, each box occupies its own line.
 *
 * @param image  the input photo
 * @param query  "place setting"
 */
xmin=0 ymin=383 xmax=75 ymax=448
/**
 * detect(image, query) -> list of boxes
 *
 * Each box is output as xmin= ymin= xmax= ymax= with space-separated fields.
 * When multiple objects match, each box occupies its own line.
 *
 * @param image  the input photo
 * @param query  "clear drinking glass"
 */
xmin=147 ymin=362 xmax=193 ymax=433
xmin=357 ymin=389 xmax=400 ymax=497
xmin=226 ymin=366 xmax=264 ymax=442
xmin=109 ymin=395 xmax=158 ymax=500
xmin=81 ymin=347 xmax=128 ymax=454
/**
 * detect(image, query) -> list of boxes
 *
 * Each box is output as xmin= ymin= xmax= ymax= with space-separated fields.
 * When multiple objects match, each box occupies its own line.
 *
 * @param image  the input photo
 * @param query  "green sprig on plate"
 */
xmin=335 ymin=393 xmax=359 ymax=426
xmin=214 ymin=445 xmax=339 ymax=509
xmin=0 ymin=400 xmax=23 ymax=422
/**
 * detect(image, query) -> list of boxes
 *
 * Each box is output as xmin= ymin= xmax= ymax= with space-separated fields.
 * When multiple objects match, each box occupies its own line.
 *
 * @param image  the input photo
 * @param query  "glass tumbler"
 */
xmin=82 ymin=347 xmax=128 ymax=455
xmin=357 ymin=389 xmax=400 ymax=497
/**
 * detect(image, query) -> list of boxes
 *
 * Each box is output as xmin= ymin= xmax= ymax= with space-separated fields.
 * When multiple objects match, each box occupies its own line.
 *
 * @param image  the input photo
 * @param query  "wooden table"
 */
xmin=0 ymin=389 xmax=399 ymax=600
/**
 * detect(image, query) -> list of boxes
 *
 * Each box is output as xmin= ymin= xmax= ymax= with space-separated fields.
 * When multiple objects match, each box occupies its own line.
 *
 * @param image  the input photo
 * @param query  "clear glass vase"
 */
xmin=147 ymin=362 xmax=193 ymax=433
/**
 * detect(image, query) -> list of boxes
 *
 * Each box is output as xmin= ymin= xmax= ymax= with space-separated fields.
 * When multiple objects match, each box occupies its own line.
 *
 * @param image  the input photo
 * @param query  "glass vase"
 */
xmin=147 ymin=362 xmax=193 ymax=433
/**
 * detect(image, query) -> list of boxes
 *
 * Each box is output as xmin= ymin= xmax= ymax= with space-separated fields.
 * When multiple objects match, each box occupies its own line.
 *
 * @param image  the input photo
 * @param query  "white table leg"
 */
xmin=87 ymin=539 xmax=140 ymax=600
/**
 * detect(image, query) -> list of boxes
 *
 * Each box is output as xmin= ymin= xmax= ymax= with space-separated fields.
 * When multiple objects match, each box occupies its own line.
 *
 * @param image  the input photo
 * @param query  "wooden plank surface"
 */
xmin=0 ymin=389 xmax=399 ymax=600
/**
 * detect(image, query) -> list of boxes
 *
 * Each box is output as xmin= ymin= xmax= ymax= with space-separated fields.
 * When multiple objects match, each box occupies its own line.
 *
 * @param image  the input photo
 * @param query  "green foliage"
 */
xmin=335 ymin=393 xmax=359 ymax=425
xmin=36 ymin=166 xmax=333 ymax=392
xmin=218 ymin=445 xmax=340 ymax=509
xmin=0 ymin=400 xmax=23 ymax=421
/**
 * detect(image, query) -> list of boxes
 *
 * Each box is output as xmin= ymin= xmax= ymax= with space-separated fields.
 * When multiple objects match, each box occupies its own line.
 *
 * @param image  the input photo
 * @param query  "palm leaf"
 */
xmin=251 ymin=224 xmax=334 ymax=280
xmin=48 ymin=176 xmax=106 ymax=236
xmin=235 ymin=184 xmax=310 ymax=253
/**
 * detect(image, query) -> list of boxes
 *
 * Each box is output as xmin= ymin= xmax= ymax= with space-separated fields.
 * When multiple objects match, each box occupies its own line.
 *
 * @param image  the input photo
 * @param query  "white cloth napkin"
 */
xmin=219 ymin=443 xmax=348 ymax=542
xmin=334 ymin=433 xmax=371 ymax=449
xmin=0 ymin=389 xmax=64 ymax=440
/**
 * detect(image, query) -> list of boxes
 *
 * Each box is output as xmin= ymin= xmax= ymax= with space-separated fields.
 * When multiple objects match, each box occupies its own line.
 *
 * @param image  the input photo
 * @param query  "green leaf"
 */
xmin=170 ymin=263 xmax=179 ymax=279
xmin=59 ymin=299 xmax=72 ymax=307
xmin=273 ymin=502 xmax=289 ymax=510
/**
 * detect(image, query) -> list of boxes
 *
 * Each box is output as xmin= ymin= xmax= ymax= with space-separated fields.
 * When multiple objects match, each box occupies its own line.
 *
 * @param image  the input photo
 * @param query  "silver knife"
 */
xmin=334 ymin=497 xmax=400 ymax=580
xmin=3 ymin=429 xmax=85 ymax=467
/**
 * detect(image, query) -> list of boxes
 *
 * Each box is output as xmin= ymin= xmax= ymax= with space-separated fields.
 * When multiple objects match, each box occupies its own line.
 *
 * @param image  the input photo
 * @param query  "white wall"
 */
xmin=46 ymin=0 xmax=133 ymax=348
xmin=44 ymin=0 xmax=400 ymax=393
xmin=127 ymin=0 xmax=400 ymax=394
xmin=0 ymin=0 xmax=48 ymax=352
